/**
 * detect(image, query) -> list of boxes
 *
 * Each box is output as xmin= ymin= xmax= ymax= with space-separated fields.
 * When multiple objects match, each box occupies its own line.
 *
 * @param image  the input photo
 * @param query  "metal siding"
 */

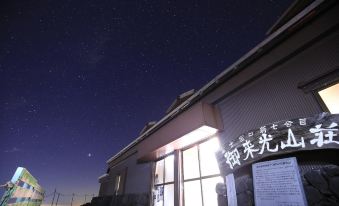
xmin=217 ymin=29 xmax=339 ymax=141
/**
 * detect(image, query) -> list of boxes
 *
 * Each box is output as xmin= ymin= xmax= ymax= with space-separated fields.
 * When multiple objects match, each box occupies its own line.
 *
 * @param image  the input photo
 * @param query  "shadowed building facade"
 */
xmin=94 ymin=1 xmax=339 ymax=205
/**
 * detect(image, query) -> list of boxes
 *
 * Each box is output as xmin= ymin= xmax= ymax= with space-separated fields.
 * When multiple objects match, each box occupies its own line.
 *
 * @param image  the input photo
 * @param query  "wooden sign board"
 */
xmin=216 ymin=113 xmax=339 ymax=175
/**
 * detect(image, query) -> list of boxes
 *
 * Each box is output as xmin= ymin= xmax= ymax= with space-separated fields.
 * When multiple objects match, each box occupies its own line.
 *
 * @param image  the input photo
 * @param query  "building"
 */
xmin=0 ymin=167 xmax=45 ymax=206
xmin=94 ymin=0 xmax=339 ymax=205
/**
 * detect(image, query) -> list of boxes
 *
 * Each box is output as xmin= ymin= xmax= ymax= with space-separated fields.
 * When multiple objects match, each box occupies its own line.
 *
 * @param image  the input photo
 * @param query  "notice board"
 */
xmin=252 ymin=157 xmax=307 ymax=206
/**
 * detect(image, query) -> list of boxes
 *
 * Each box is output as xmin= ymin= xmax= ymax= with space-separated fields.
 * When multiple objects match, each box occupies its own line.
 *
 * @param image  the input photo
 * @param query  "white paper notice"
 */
xmin=252 ymin=157 xmax=307 ymax=206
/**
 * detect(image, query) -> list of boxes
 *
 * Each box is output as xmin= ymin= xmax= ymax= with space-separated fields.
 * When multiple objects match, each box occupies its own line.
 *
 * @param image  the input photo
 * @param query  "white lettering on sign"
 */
xmin=258 ymin=133 xmax=278 ymax=154
xmin=223 ymin=119 xmax=338 ymax=170
xmin=242 ymin=140 xmax=259 ymax=160
xmin=224 ymin=148 xmax=241 ymax=169
xmin=310 ymin=123 xmax=338 ymax=147
xmin=280 ymin=129 xmax=305 ymax=149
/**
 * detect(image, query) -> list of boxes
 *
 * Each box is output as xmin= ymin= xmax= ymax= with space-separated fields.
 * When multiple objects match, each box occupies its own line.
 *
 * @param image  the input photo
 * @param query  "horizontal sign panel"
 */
xmin=216 ymin=113 xmax=339 ymax=175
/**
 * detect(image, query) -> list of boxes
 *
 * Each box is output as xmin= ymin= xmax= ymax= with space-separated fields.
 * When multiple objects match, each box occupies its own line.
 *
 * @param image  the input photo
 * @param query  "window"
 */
xmin=182 ymin=138 xmax=223 ymax=206
xmin=151 ymin=137 xmax=223 ymax=206
xmin=114 ymin=167 xmax=127 ymax=195
xmin=318 ymin=82 xmax=339 ymax=114
xmin=153 ymin=154 xmax=175 ymax=206
xmin=298 ymin=68 xmax=339 ymax=114
xmin=114 ymin=175 xmax=121 ymax=195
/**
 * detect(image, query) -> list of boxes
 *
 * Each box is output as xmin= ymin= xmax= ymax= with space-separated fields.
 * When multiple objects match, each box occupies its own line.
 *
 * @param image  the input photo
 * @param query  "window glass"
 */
xmin=184 ymin=180 xmax=202 ymax=206
xmin=318 ymin=83 xmax=339 ymax=114
xmin=114 ymin=175 xmax=121 ymax=194
xmin=164 ymin=155 xmax=174 ymax=183
xmin=155 ymin=159 xmax=164 ymax=184
xmin=164 ymin=184 xmax=174 ymax=206
xmin=199 ymin=138 xmax=221 ymax=176
xmin=183 ymin=146 xmax=200 ymax=180
xmin=201 ymin=176 xmax=223 ymax=206
xmin=153 ymin=185 xmax=164 ymax=206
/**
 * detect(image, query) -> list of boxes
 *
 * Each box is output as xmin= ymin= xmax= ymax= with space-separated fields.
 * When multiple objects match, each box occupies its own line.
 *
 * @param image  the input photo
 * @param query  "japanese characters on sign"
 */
xmin=217 ymin=113 xmax=339 ymax=175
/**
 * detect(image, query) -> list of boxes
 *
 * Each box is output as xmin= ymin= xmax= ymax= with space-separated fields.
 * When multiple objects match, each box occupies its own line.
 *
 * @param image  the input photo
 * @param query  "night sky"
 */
xmin=1 ymin=0 xmax=292 ymax=204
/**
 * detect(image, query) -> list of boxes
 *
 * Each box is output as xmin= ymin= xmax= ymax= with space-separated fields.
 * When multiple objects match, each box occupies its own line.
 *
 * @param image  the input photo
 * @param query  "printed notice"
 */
xmin=252 ymin=157 xmax=307 ymax=206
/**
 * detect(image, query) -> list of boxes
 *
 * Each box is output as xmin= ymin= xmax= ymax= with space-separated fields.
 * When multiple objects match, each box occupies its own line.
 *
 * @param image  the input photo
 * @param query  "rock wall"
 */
xmin=218 ymin=165 xmax=339 ymax=206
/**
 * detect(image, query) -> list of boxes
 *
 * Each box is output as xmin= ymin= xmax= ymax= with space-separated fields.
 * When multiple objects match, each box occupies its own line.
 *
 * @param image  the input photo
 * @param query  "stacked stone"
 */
xmin=235 ymin=175 xmax=254 ymax=206
xmin=219 ymin=165 xmax=339 ymax=206
xmin=302 ymin=165 xmax=339 ymax=206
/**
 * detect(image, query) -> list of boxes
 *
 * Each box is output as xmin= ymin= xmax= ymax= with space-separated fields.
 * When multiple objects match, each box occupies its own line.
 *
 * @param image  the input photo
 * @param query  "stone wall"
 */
xmin=218 ymin=164 xmax=339 ymax=206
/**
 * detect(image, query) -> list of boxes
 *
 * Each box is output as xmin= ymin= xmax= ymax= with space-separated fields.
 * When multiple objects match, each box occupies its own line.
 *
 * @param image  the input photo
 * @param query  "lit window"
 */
xmin=199 ymin=138 xmax=221 ymax=176
xmin=153 ymin=155 xmax=174 ymax=206
xmin=183 ymin=146 xmax=200 ymax=179
xmin=182 ymin=138 xmax=223 ymax=206
xmin=184 ymin=180 xmax=202 ymax=206
xmin=318 ymin=82 xmax=339 ymax=114
xmin=201 ymin=176 xmax=223 ymax=206
xmin=114 ymin=175 xmax=121 ymax=195
xmin=155 ymin=159 xmax=164 ymax=184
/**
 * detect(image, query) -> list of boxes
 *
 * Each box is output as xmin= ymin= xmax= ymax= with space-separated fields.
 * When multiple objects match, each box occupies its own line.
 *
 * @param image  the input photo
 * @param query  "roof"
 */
xmin=166 ymin=89 xmax=195 ymax=114
xmin=139 ymin=121 xmax=157 ymax=135
xmin=267 ymin=0 xmax=315 ymax=35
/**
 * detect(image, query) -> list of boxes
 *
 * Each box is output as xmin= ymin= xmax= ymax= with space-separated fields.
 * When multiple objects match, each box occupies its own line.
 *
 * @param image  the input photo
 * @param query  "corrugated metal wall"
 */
xmin=216 ymin=29 xmax=339 ymax=141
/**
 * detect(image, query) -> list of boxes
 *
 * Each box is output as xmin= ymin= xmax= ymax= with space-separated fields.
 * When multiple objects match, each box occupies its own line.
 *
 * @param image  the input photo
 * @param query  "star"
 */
xmin=88 ymin=153 xmax=92 ymax=157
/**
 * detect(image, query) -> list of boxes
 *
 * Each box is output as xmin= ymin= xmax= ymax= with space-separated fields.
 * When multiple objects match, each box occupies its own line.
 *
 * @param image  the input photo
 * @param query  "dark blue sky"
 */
xmin=0 ymin=0 xmax=292 ymax=204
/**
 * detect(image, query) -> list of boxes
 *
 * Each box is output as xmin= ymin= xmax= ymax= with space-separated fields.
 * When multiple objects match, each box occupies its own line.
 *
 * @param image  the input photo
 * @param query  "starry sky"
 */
xmin=0 ymin=0 xmax=292 ymax=204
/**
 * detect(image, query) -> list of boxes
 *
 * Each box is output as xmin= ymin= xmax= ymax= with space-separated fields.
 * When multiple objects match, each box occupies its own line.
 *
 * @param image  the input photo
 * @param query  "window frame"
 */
xmin=181 ymin=137 xmax=222 ymax=206
xmin=152 ymin=153 xmax=176 ymax=206
xmin=314 ymin=81 xmax=339 ymax=114
xmin=298 ymin=68 xmax=339 ymax=113
xmin=151 ymin=136 xmax=222 ymax=206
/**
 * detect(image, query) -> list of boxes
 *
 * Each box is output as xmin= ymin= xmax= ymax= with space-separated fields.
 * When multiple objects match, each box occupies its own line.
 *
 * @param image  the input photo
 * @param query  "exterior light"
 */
xmin=178 ymin=125 xmax=218 ymax=149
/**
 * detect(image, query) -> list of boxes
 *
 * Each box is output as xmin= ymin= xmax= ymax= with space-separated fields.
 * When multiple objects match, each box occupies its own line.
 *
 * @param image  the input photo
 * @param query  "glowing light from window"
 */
xmin=202 ymin=176 xmax=223 ymax=206
xmin=199 ymin=138 xmax=220 ymax=176
xmin=155 ymin=159 xmax=164 ymax=184
xmin=179 ymin=125 xmax=218 ymax=149
xmin=184 ymin=180 xmax=203 ymax=206
xmin=164 ymin=155 xmax=174 ymax=183
xmin=164 ymin=184 xmax=174 ymax=206
xmin=318 ymin=83 xmax=339 ymax=114
xmin=183 ymin=146 xmax=200 ymax=180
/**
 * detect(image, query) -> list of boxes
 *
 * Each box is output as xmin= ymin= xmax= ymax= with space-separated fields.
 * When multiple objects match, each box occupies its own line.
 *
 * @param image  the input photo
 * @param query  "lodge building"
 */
xmin=93 ymin=0 xmax=339 ymax=205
